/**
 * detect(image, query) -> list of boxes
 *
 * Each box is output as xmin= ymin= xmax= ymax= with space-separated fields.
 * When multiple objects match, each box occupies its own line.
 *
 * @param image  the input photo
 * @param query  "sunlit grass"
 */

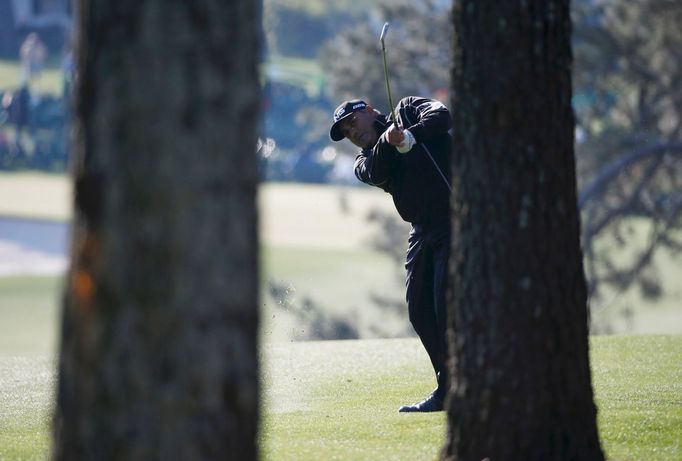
xmin=0 ymin=59 xmax=65 ymax=96
xmin=591 ymin=335 xmax=682 ymax=461
xmin=0 ymin=171 xmax=71 ymax=221
xmin=260 ymin=339 xmax=445 ymax=461
xmin=0 ymin=176 xmax=680 ymax=460
xmin=0 ymin=276 xmax=62 ymax=356
xmin=1 ymin=328 xmax=679 ymax=460
xmin=0 ymin=276 xmax=680 ymax=460
xmin=0 ymin=356 xmax=54 ymax=461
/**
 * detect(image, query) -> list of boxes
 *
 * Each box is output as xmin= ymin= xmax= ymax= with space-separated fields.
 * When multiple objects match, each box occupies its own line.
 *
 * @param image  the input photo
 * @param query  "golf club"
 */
xmin=379 ymin=22 xmax=452 ymax=193
xmin=380 ymin=23 xmax=398 ymax=127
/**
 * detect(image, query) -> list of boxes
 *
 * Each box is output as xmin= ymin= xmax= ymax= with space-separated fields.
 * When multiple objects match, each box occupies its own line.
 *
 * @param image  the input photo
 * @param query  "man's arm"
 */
xmin=354 ymin=140 xmax=397 ymax=191
xmin=397 ymin=96 xmax=452 ymax=143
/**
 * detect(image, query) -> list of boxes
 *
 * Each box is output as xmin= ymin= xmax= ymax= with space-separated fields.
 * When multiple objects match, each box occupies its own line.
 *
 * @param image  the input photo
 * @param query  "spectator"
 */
xmin=20 ymin=33 xmax=48 ymax=96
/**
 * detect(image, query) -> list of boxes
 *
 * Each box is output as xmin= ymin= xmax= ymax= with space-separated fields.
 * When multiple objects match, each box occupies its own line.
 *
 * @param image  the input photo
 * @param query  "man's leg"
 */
xmin=431 ymin=227 xmax=451 ymax=397
xmin=400 ymin=231 xmax=444 ymax=412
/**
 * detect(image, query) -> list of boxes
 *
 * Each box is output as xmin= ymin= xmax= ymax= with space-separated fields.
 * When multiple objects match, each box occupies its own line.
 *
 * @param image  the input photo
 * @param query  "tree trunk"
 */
xmin=53 ymin=1 xmax=261 ymax=460
xmin=443 ymin=1 xmax=604 ymax=460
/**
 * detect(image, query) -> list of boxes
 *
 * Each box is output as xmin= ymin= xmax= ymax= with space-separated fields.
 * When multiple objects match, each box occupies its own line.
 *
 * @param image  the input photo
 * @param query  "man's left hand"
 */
xmin=385 ymin=124 xmax=405 ymax=146
xmin=385 ymin=124 xmax=416 ymax=154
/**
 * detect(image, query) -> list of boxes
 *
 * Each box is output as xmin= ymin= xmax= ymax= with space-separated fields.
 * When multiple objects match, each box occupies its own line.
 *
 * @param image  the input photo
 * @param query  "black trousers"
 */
xmin=405 ymin=222 xmax=450 ymax=397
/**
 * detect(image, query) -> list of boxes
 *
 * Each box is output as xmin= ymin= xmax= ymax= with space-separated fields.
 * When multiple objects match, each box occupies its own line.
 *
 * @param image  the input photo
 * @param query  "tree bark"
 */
xmin=443 ymin=1 xmax=604 ymax=460
xmin=53 ymin=1 xmax=261 ymax=460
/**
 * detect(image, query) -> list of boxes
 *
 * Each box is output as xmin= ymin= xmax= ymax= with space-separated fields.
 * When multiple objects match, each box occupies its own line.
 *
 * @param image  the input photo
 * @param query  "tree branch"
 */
xmin=579 ymin=142 xmax=682 ymax=207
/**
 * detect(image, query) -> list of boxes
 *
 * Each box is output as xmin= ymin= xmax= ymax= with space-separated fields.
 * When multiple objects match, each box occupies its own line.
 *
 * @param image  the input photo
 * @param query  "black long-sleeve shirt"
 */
xmin=354 ymin=96 xmax=453 ymax=227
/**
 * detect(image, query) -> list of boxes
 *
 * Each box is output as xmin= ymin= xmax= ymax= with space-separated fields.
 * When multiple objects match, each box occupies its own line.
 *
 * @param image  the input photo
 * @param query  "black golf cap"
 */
xmin=329 ymin=99 xmax=368 ymax=141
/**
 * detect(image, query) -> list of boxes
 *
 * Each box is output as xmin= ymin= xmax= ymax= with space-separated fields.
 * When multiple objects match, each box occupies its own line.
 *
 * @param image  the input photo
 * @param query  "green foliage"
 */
xmin=573 ymin=0 xmax=682 ymax=311
xmin=264 ymin=3 xmax=332 ymax=58
xmin=264 ymin=0 xmax=385 ymax=17
xmin=319 ymin=0 xmax=451 ymax=109
xmin=572 ymin=0 xmax=682 ymax=199
xmin=573 ymin=0 xmax=682 ymax=162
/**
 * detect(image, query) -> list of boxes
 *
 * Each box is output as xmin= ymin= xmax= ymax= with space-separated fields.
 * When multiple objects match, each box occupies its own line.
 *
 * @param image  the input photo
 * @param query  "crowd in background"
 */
xmin=0 ymin=31 xmax=72 ymax=171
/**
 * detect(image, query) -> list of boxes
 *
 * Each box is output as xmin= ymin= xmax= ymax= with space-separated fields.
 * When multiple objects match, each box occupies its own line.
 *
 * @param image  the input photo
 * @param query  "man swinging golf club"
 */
xmin=328 ymin=24 xmax=453 ymax=413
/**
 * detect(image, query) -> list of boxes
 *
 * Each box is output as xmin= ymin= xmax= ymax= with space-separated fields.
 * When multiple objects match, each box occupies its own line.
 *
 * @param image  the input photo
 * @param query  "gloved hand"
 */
xmin=396 ymin=129 xmax=416 ymax=154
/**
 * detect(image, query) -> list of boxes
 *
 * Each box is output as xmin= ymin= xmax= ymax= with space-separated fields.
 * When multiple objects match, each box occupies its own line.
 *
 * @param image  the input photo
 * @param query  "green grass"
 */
xmin=263 ymin=244 xmax=395 ymax=310
xmin=0 ymin=59 xmax=65 ymax=96
xmin=591 ymin=335 xmax=682 ymax=461
xmin=0 ymin=171 xmax=71 ymax=221
xmin=0 ymin=356 xmax=54 ymax=460
xmin=1 ymin=331 xmax=680 ymax=459
xmin=0 ymin=176 xmax=680 ymax=459
xmin=262 ymin=245 xmax=402 ymax=340
xmin=260 ymin=339 xmax=446 ymax=461
xmin=0 ymin=276 xmax=62 ymax=357
xmin=1 ymin=174 xmax=678 ymax=336
xmin=0 ymin=277 xmax=681 ymax=460
xmin=0 ymin=277 xmax=60 ymax=460
xmin=264 ymin=56 xmax=326 ymax=97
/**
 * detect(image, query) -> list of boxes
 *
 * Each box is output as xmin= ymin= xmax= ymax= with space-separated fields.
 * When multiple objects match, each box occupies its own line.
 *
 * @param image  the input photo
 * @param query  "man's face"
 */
xmin=339 ymin=107 xmax=378 ymax=149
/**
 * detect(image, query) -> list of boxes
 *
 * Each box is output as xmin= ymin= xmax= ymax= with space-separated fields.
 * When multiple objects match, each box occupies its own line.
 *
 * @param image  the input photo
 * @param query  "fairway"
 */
xmin=1 ymin=277 xmax=681 ymax=460
xmin=0 ymin=172 xmax=398 ymax=249
xmin=0 ymin=173 xmax=409 ymax=340
xmin=0 ymin=172 xmax=680 ymax=336
xmin=1 ymin=333 xmax=680 ymax=460
xmin=0 ymin=172 xmax=71 ymax=222
xmin=261 ymin=339 xmax=446 ymax=461
xmin=1 ymin=174 xmax=681 ymax=460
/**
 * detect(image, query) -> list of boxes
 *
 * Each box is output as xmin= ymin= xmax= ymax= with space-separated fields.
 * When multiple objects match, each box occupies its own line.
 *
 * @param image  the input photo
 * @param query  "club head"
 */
xmin=380 ymin=22 xmax=390 ymax=42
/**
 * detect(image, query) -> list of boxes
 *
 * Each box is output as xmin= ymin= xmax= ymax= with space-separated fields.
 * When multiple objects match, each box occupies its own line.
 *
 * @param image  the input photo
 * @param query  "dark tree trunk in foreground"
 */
xmin=443 ymin=1 xmax=604 ymax=460
xmin=54 ymin=1 xmax=261 ymax=460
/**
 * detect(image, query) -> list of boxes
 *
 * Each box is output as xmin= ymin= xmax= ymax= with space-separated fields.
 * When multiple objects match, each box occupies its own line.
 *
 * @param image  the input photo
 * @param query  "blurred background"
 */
xmin=0 ymin=0 xmax=680 ymax=352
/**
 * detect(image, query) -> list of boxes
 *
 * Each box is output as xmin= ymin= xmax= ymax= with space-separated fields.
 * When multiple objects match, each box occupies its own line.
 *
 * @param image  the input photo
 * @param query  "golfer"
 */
xmin=330 ymin=96 xmax=452 ymax=412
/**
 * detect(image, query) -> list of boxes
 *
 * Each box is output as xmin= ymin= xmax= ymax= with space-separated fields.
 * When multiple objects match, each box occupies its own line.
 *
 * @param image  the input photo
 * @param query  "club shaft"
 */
xmin=381 ymin=43 xmax=397 ymax=126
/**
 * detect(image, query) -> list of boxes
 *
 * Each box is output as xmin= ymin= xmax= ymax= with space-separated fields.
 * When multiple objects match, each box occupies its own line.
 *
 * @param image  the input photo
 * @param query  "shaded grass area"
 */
xmin=2 ymin=175 xmax=679 ymax=336
xmin=262 ymin=245 xmax=404 ymax=340
xmin=0 ymin=173 xmax=679 ymax=335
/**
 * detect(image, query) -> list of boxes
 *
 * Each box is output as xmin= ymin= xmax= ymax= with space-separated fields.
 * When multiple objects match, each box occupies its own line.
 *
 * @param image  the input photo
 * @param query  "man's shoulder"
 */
xmin=398 ymin=96 xmax=422 ymax=106
xmin=399 ymin=95 xmax=437 ymax=104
